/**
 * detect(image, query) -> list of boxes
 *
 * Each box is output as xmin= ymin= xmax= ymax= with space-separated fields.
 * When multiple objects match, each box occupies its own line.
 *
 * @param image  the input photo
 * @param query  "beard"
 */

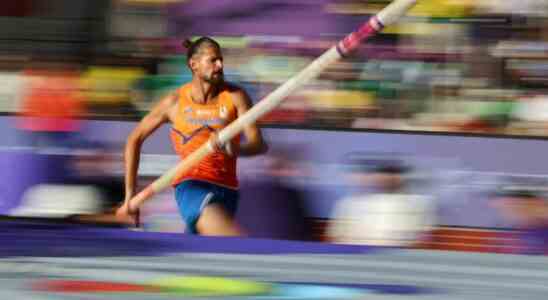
xmin=203 ymin=71 xmax=224 ymax=85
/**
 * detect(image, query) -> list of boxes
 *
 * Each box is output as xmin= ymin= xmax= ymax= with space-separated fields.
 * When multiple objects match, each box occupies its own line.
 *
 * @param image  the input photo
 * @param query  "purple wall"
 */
xmin=166 ymin=0 xmax=343 ymax=38
xmin=81 ymin=119 xmax=548 ymax=174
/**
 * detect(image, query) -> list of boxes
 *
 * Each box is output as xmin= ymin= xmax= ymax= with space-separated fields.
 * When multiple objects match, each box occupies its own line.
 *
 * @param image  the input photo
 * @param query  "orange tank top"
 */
xmin=170 ymin=83 xmax=239 ymax=188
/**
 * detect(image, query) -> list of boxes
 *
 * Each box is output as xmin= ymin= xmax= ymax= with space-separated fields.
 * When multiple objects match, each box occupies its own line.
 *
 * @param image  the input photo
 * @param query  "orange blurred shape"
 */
xmin=17 ymin=68 xmax=84 ymax=132
xmin=32 ymin=280 xmax=161 ymax=293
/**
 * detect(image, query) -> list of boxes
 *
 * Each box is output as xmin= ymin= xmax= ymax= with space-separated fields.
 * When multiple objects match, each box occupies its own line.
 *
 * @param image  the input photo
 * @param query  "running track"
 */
xmin=1 ymin=220 xmax=547 ymax=299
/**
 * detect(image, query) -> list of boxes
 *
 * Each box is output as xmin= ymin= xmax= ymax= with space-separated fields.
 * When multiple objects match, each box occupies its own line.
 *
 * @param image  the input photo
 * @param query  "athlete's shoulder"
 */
xmin=169 ymin=83 xmax=192 ymax=103
xmin=221 ymin=82 xmax=251 ymax=104
xmin=177 ymin=82 xmax=192 ymax=94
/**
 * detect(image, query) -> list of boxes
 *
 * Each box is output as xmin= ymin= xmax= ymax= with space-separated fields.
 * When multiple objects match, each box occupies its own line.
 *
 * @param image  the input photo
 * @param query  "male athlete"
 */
xmin=116 ymin=37 xmax=267 ymax=236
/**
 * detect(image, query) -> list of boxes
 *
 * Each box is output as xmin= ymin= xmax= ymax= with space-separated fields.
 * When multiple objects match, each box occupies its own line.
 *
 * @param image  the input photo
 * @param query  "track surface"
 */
xmin=1 ymin=220 xmax=547 ymax=299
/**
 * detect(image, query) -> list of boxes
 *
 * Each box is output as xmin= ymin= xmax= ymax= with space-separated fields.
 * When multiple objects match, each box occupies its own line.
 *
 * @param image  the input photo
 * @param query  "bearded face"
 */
xmin=190 ymin=46 xmax=224 ymax=86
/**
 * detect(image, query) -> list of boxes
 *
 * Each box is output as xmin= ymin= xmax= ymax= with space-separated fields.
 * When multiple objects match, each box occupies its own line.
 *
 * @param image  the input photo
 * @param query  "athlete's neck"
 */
xmin=189 ymin=79 xmax=220 ymax=104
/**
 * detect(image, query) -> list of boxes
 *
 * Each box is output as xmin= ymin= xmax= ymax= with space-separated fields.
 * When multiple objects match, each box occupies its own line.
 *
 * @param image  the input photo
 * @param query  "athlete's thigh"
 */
xmin=196 ymin=203 xmax=244 ymax=236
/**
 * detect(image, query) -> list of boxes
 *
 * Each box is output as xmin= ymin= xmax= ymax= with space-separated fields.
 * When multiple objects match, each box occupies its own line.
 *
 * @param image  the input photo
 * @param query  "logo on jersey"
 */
xmin=196 ymin=109 xmax=213 ymax=117
xmin=219 ymin=106 xmax=228 ymax=120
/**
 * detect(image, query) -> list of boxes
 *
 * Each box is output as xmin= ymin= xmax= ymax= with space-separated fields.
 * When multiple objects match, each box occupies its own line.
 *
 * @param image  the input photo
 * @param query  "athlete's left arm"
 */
xmin=232 ymin=89 xmax=268 ymax=156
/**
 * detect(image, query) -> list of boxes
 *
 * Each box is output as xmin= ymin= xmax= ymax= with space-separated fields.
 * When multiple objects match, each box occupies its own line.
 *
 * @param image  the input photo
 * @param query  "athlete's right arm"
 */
xmin=124 ymin=93 xmax=177 ymax=208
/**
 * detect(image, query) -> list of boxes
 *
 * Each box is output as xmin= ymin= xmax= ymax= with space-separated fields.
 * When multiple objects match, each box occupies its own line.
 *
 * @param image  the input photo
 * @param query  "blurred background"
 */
xmin=0 ymin=0 xmax=547 ymax=133
xmin=0 ymin=0 xmax=547 ymax=255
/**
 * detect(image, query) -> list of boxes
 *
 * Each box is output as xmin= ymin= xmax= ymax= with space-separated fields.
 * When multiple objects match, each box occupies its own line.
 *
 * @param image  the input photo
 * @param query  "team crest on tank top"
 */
xmin=219 ymin=105 xmax=229 ymax=120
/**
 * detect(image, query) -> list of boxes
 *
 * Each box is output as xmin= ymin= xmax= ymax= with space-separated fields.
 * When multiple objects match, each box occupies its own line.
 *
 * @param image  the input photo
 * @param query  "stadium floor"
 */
xmin=1 ymin=220 xmax=547 ymax=300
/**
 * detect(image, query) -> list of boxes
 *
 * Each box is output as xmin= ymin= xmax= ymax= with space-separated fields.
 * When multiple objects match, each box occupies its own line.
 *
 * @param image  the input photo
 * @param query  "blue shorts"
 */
xmin=174 ymin=180 xmax=239 ymax=234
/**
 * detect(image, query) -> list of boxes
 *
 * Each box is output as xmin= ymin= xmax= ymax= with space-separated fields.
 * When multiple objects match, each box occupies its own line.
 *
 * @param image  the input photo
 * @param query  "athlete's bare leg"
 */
xmin=196 ymin=204 xmax=245 ymax=236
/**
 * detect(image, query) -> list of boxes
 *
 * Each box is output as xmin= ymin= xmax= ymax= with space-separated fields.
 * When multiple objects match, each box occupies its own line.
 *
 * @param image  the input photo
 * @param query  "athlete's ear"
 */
xmin=189 ymin=57 xmax=198 ymax=73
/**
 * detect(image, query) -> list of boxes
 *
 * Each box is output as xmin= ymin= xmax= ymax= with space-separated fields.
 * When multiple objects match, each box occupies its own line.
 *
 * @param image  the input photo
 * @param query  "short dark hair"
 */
xmin=182 ymin=37 xmax=221 ymax=67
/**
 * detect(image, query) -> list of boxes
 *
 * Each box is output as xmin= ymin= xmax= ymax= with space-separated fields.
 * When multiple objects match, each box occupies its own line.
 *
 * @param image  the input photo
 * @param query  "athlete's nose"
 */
xmin=215 ymin=59 xmax=223 ymax=71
